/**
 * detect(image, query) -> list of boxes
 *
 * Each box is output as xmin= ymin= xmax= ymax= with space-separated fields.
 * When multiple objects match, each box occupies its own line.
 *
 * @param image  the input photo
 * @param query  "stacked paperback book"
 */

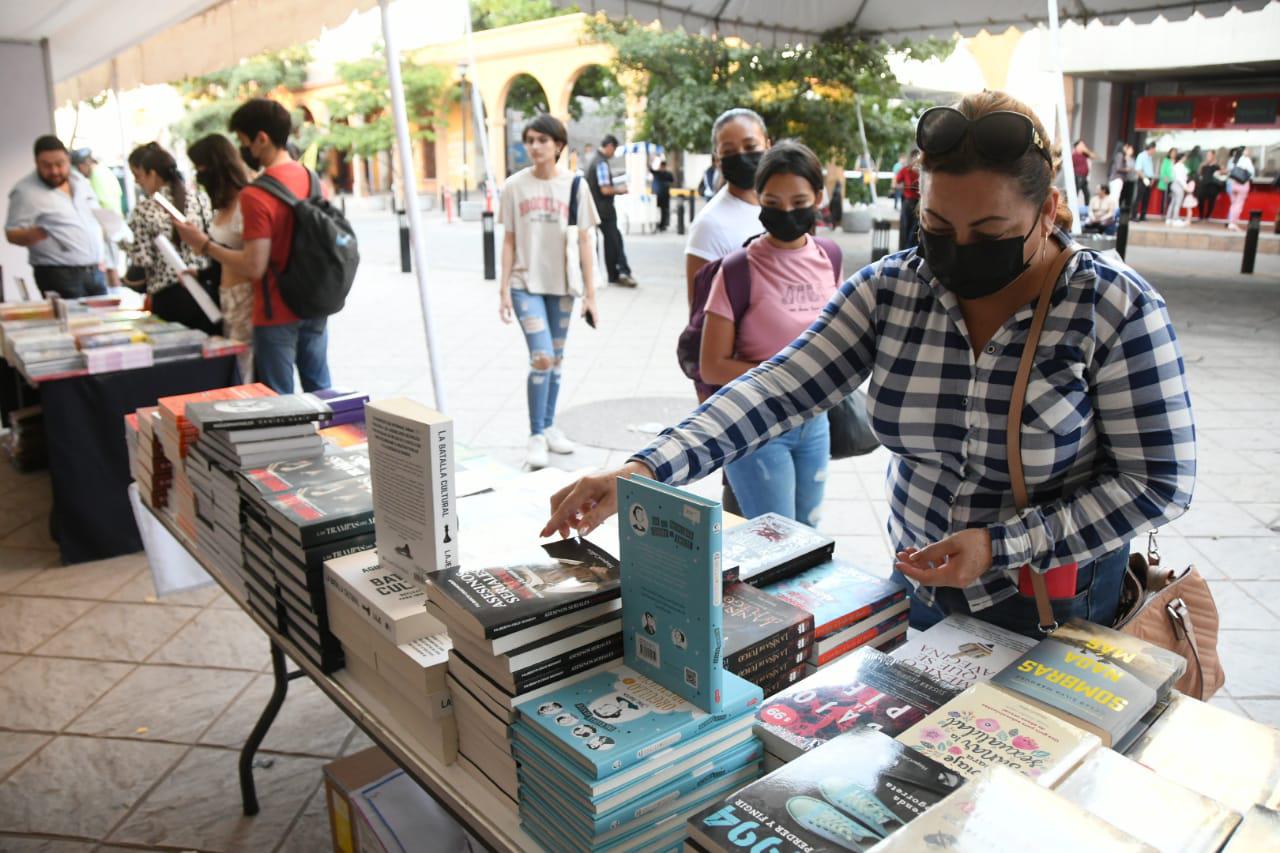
xmin=132 ymin=406 xmax=172 ymax=508
xmin=763 ymin=558 xmax=909 ymax=671
xmin=722 ymin=581 xmax=813 ymax=696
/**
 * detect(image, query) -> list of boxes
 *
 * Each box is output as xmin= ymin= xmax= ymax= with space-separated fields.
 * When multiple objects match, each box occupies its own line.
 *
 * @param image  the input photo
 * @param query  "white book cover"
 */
xmin=324 ymin=548 xmax=443 ymax=645
xmin=891 ymin=613 xmax=1036 ymax=690
xmin=366 ymin=398 xmax=457 ymax=583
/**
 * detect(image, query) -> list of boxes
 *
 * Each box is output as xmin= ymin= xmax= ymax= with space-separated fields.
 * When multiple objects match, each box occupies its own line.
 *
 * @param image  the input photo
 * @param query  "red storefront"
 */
xmin=1135 ymin=93 xmax=1278 ymax=222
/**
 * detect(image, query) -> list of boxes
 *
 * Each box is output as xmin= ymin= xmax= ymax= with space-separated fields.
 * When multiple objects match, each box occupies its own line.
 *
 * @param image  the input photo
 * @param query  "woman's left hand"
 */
xmin=895 ymin=528 xmax=993 ymax=589
xmin=172 ymin=219 xmax=206 ymax=250
xmin=581 ymin=292 xmax=599 ymax=325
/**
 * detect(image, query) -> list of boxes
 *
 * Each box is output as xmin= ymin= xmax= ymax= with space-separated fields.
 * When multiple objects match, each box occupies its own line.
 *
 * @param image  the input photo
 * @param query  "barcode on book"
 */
xmin=684 ymin=666 xmax=699 ymax=689
xmin=636 ymin=635 xmax=660 ymax=667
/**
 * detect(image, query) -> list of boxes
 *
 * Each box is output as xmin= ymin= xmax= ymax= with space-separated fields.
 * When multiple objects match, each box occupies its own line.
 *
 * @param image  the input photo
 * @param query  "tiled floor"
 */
xmin=2 ymin=210 xmax=1279 ymax=850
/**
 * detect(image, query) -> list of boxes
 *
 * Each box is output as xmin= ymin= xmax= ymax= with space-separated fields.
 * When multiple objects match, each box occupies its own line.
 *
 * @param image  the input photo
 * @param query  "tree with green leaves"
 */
xmin=471 ymin=0 xmax=576 ymax=31
xmin=584 ymin=18 xmax=949 ymax=168
xmin=323 ymin=45 xmax=450 ymax=163
xmin=171 ymin=46 xmax=313 ymax=145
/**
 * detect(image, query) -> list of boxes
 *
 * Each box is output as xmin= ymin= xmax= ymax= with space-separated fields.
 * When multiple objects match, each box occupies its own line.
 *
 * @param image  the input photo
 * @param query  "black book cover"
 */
xmin=239 ymin=450 xmax=371 ymax=497
xmin=263 ymin=476 xmax=374 ymax=547
xmin=723 ymin=581 xmax=814 ymax=670
xmin=733 ymin=640 xmax=808 ymax=681
xmin=427 ymin=537 xmax=620 ymax=639
xmin=688 ymin=729 xmax=964 ymax=852
xmin=187 ymin=395 xmax=333 ymax=431
xmin=511 ymin=633 xmax=625 ymax=694
xmin=758 ymin=662 xmax=808 ymax=698
xmin=724 ymin=513 xmax=835 ymax=587
xmin=754 ymin=647 xmax=961 ymax=759
xmin=271 ymin=532 xmax=377 ymax=576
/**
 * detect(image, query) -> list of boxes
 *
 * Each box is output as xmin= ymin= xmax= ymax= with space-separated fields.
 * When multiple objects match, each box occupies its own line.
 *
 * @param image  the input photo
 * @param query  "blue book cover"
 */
xmin=514 ymin=664 xmax=762 ymax=780
xmin=618 ymin=475 xmax=725 ymax=711
xmin=519 ymin=737 xmax=762 ymax=835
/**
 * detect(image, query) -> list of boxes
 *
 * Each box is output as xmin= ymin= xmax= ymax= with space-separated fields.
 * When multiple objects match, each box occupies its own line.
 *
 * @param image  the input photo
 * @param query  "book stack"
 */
xmin=424 ymin=537 xmax=625 ymax=806
xmin=866 ymin=765 xmax=1155 ymax=852
xmin=722 ymin=581 xmax=813 ymax=696
xmin=722 ymin=513 xmax=835 ymax=586
xmin=990 ymin=618 xmax=1186 ymax=750
xmin=511 ymin=664 xmax=764 ymax=853
xmin=762 ymin=559 xmax=909 ymax=671
xmin=85 ymin=342 xmax=153 ymax=373
xmin=133 ymin=406 xmax=171 ymax=508
xmin=891 ymin=613 xmax=1035 ymax=690
xmin=8 ymin=328 xmax=83 ymax=378
xmin=688 ymin=729 xmax=965 ymax=853
xmin=324 ymin=549 xmax=457 ymax=763
xmin=753 ymin=646 xmax=960 ymax=772
xmin=311 ymin=387 xmax=369 ymax=426
xmin=149 ymin=327 xmax=207 ymax=363
xmin=154 ymin=384 xmax=274 ymax=539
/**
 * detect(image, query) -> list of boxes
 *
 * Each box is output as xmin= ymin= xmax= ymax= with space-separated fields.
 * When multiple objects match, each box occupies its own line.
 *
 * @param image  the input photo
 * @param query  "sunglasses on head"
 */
xmin=916 ymin=106 xmax=1054 ymax=167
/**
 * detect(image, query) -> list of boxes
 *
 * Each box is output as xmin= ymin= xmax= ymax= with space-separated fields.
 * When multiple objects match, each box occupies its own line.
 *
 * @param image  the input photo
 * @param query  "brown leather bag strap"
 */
xmin=1006 ymin=244 xmax=1081 ymax=633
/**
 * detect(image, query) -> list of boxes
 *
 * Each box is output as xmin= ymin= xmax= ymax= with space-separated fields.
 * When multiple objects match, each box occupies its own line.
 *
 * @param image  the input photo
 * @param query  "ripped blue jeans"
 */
xmin=724 ymin=412 xmax=829 ymax=525
xmin=511 ymin=289 xmax=574 ymax=435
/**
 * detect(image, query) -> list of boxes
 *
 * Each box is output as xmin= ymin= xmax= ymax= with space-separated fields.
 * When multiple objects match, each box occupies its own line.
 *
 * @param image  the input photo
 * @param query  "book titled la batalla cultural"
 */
xmin=689 ymin=729 xmax=965 ymax=853
xmin=754 ymin=647 xmax=959 ymax=762
xmin=618 ymin=475 xmax=724 ymax=712
xmin=425 ymin=537 xmax=620 ymax=653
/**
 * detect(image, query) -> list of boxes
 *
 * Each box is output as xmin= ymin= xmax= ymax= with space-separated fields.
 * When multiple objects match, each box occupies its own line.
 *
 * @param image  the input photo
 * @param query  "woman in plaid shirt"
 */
xmin=543 ymin=92 xmax=1195 ymax=638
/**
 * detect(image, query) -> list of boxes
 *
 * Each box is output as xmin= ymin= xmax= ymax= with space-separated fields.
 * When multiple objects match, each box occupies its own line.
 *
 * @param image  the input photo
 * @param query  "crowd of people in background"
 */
xmin=1105 ymin=139 xmax=1258 ymax=229
xmin=4 ymin=97 xmax=336 ymax=395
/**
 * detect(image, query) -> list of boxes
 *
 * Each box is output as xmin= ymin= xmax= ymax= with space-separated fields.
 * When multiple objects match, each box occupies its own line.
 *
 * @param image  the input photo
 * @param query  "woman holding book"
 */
xmin=187 ymin=134 xmax=255 ymax=381
xmin=699 ymin=141 xmax=840 ymax=526
xmin=498 ymin=114 xmax=601 ymax=470
xmin=544 ymin=91 xmax=1196 ymax=639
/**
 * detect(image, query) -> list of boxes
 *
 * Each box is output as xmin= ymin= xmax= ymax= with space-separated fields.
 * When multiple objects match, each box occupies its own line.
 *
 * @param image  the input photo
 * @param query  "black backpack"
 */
xmin=251 ymin=168 xmax=359 ymax=319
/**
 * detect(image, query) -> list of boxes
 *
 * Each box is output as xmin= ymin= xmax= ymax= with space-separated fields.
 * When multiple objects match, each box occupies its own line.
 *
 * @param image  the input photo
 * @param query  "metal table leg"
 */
xmin=239 ymin=640 xmax=305 ymax=815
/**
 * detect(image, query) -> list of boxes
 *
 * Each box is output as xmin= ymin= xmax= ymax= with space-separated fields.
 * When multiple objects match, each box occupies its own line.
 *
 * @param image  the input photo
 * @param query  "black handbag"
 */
xmin=1228 ymin=165 xmax=1252 ymax=184
xmin=828 ymin=389 xmax=880 ymax=459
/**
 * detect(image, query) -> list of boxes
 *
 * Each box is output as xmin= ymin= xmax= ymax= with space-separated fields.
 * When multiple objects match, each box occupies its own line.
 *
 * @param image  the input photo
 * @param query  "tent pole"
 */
xmin=379 ymin=0 xmax=448 ymax=412
xmin=461 ymin=3 xmax=497 ymax=207
xmin=854 ymin=95 xmax=877 ymax=204
xmin=1047 ymin=0 xmax=1081 ymax=234
xmin=111 ymin=59 xmax=136 ymax=210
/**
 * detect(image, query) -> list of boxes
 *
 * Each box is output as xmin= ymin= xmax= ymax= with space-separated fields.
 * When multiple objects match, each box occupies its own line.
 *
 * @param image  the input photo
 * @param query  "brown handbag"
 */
xmin=1007 ymin=245 xmax=1224 ymax=701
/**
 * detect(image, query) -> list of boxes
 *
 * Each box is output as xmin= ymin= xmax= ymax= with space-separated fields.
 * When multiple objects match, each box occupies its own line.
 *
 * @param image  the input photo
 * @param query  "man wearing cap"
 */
xmin=72 ymin=148 xmax=123 ymax=215
xmin=5 ymin=136 xmax=106 ymax=298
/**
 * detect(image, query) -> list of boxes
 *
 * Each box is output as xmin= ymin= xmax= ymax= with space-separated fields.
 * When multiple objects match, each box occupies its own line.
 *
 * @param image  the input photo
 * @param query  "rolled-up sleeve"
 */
xmin=989 ymin=289 xmax=1196 ymax=572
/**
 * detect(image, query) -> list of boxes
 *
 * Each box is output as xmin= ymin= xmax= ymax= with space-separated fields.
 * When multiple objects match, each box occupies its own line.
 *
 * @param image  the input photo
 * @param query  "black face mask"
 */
xmin=919 ymin=217 xmax=1040 ymax=299
xmin=759 ymin=205 xmax=817 ymax=242
xmin=239 ymin=145 xmax=261 ymax=172
xmin=720 ymin=151 xmax=762 ymax=190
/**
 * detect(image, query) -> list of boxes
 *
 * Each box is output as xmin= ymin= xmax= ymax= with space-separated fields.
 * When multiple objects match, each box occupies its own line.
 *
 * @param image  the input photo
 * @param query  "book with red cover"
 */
xmin=762 ymin=559 xmax=905 ymax=639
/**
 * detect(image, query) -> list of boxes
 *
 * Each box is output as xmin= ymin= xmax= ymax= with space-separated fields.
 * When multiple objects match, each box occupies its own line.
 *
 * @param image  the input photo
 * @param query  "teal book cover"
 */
xmin=618 ymin=474 xmax=725 ymax=712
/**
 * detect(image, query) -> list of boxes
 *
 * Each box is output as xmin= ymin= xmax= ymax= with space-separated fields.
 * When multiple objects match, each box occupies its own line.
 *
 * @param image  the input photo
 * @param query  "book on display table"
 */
xmin=722 ymin=512 xmax=834 ymax=586
xmin=890 ymin=613 xmax=1035 ymax=690
xmin=762 ymin=559 xmax=907 ymax=642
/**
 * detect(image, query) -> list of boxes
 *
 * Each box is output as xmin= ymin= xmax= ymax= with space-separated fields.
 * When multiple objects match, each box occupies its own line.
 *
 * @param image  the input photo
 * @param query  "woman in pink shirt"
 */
xmin=699 ymin=141 xmax=841 ymax=524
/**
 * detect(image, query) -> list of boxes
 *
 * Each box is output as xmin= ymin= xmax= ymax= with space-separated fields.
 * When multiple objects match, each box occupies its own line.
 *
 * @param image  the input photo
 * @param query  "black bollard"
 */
xmin=871 ymin=218 xmax=891 ymax=262
xmin=482 ymin=211 xmax=496 ymax=281
xmin=687 ymin=194 xmax=696 ymax=223
xmin=1116 ymin=208 xmax=1130 ymax=260
xmin=397 ymin=206 xmax=411 ymax=273
xmin=1242 ymin=211 xmax=1262 ymax=275
xmin=676 ymin=201 xmax=686 ymax=236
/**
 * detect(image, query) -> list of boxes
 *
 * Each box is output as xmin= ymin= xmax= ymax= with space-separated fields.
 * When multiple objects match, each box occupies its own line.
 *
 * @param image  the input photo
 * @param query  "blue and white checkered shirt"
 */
xmin=634 ymin=232 xmax=1196 ymax=612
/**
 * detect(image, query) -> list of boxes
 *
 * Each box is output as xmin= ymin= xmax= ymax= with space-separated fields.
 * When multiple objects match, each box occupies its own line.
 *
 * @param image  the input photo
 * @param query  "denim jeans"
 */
xmin=33 ymin=265 xmax=106 ymax=299
xmin=253 ymin=317 xmax=331 ymax=394
xmin=906 ymin=544 xmax=1131 ymax=638
xmin=511 ymin=289 xmax=573 ymax=435
xmin=724 ymin=412 xmax=829 ymax=525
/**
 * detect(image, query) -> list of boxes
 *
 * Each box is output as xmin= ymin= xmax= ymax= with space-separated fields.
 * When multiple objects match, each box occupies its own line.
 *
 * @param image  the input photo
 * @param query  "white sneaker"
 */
xmin=543 ymin=425 xmax=576 ymax=455
xmin=526 ymin=434 xmax=549 ymax=470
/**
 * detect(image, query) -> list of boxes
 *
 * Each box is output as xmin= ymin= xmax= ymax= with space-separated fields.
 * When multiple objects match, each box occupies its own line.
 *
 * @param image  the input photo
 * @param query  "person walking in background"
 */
xmin=685 ymin=108 xmax=771 ymax=309
xmin=1071 ymin=139 xmax=1095 ymax=202
xmin=1157 ymin=147 xmax=1177 ymax=218
xmin=173 ymin=98 xmax=331 ymax=393
xmin=650 ymin=159 xmax=674 ymax=232
xmin=698 ymin=160 xmax=719 ymax=202
xmin=699 ymin=141 xmax=839 ymax=524
xmin=123 ymin=145 xmax=216 ymax=331
xmin=1133 ymin=141 xmax=1156 ymax=221
xmin=497 ymin=114 xmax=600 ymax=470
xmin=5 ymin=135 xmax=106 ymax=298
xmin=586 ymin=135 xmax=637 ymax=288
xmin=1164 ymin=151 xmax=1191 ymax=227
xmin=891 ymin=151 xmax=909 ymax=209
xmin=1109 ymin=142 xmax=1135 ymax=212
xmin=1197 ymin=150 xmax=1222 ymax=221
xmin=72 ymin=148 xmax=124 ymax=287
xmin=1224 ymin=146 xmax=1255 ymax=231
xmin=188 ymin=134 xmax=256 ymax=381
xmin=894 ymin=151 xmax=921 ymax=250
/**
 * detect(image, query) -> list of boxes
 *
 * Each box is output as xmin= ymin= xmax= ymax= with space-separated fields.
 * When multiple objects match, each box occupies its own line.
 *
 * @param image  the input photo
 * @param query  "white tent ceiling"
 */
xmin=563 ymin=0 xmax=1274 ymax=44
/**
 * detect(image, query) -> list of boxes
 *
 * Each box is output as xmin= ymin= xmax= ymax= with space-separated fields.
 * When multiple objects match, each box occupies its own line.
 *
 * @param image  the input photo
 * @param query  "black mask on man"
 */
xmin=759 ymin=206 xmax=817 ymax=243
xmin=919 ymin=217 xmax=1041 ymax=299
xmin=720 ymin=151 xmax=762 ymax=191
xmin=239 ymin=145 xmax=261 ymax=172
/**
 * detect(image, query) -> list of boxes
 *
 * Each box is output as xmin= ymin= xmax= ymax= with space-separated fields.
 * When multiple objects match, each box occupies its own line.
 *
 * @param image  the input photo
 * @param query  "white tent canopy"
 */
xmin=562 ymin=0 xmax=1273 ymax=44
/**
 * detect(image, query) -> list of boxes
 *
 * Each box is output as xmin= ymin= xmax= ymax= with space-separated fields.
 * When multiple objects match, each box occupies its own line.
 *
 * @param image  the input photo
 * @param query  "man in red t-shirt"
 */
xmin=174 ymin=98 xmax=331 ymax=394
xmin=894 ymin=154 xmax=921 ymax=251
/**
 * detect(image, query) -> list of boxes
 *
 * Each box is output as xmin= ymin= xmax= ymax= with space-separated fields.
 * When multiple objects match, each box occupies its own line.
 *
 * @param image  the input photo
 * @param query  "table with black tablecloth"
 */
xmin=38 ymin=356 xmax=238 ymax=564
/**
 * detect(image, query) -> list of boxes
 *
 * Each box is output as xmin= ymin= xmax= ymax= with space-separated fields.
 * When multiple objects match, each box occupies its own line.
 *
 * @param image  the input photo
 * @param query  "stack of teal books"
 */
xmin=511 ymin=664 xmax=762 ymax=853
